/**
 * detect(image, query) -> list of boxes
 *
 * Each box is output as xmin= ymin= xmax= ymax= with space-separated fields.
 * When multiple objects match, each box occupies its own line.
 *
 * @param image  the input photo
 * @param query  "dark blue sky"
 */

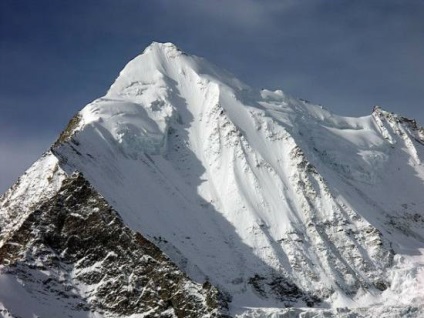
xmin=1 ymin=0 xmax=423 ymax=192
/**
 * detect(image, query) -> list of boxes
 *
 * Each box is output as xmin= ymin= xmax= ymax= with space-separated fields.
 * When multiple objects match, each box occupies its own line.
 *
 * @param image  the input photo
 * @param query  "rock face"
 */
xmin=1 ymin=42 xmax=424 ymax=317
xmin=0 ymin=173 xmax=228 ymax=317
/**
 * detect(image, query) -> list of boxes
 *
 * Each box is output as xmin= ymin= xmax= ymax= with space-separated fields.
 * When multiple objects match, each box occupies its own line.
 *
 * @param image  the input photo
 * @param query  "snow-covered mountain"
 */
xmin=1 ymin=42 xmax=423 ymax=317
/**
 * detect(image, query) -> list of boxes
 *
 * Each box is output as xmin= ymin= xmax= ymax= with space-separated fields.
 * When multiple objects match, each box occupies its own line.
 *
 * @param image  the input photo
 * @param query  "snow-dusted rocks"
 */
xmin=1 ymin=42 xmax=424 ymax=317
xmin=0 ymin=173 xmax=228 ymax=317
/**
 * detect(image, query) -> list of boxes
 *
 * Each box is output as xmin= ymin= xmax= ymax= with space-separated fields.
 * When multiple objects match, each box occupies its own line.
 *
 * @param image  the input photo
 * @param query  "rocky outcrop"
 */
xmin=0 ymin=173 xmax=229 ymax=317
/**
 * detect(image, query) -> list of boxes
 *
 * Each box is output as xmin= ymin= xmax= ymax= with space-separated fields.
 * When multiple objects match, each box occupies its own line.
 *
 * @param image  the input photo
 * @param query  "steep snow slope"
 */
xmin=1 ymin=42 xmax=424 ymax=317
xmin=0 ymin=152 xmax=66 ymax=245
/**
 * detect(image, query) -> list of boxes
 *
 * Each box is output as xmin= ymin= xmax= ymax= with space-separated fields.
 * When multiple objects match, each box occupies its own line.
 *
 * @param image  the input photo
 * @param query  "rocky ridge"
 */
xmin=0 ymin=173 xmax=229 ymax=317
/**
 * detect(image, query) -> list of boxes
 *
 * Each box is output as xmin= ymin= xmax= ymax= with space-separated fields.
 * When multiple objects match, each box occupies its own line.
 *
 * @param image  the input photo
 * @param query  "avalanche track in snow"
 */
xmin=1 ymin=42 xmax=424 ymax=317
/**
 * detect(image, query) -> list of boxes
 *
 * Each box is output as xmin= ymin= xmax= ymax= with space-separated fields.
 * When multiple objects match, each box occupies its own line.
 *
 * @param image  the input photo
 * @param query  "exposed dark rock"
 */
xmin=54 ymin=113 xmax=82 ymax=147
xmin=0 ymin=173 xmax=229 ymax=317
xmin=248 ymin=273 xmax=321 ymax=307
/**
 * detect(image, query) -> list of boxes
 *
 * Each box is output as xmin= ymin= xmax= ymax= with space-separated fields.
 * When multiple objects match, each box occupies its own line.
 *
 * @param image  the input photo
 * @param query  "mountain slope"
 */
xmin=1 ymin=42 xmax=424 ymax=317
xmin=0 ymin=172 xmax=228 ymax=317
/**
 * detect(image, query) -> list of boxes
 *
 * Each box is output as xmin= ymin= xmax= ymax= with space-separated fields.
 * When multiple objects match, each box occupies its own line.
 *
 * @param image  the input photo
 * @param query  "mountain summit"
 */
xmin=1 ymin=42 xmax=424 ymax=317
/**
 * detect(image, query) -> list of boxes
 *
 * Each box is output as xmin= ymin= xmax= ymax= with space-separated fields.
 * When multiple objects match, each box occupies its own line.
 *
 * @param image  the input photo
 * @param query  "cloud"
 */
xmin=170 ymin=0 xmax=292 ymax=29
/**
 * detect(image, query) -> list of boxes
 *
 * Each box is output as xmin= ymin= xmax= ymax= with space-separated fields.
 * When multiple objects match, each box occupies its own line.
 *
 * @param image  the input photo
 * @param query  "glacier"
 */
xmin=0 ymin=42 xmax=423 ymax=317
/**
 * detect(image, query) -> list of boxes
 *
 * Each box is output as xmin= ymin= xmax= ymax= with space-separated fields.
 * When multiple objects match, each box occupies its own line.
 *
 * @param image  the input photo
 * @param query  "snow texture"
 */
xmin=1 ymin=42 xmax=424 ymax=317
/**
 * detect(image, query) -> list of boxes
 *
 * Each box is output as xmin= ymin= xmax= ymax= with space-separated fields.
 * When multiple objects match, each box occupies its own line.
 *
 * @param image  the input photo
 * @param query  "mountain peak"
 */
xmin=107 ymin=41 xmax=248 ymax=100
xmin=106 ymin=42 xmax=188 ymax=97
xmin=144 ymin=41 xmax=185 ymax=56
xmin=2 ymin=43 xmax=424 ymax=317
